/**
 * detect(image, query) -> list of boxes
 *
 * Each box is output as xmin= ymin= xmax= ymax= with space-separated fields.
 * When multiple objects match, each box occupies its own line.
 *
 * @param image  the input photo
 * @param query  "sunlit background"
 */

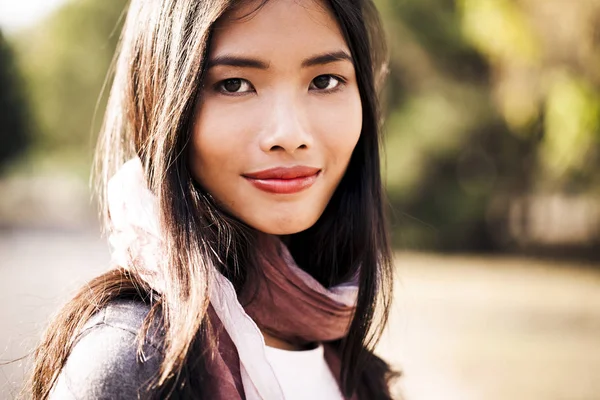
xmin=1 ymin=0 xmax=599 ymax=399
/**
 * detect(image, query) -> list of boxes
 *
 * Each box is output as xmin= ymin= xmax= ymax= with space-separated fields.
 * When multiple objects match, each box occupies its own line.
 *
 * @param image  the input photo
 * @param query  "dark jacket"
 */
xmin=49 ymin=299 xmax=163 ymax=400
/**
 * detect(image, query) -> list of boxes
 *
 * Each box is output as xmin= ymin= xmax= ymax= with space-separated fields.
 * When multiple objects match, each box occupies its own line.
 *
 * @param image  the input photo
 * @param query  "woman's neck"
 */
xmin=261 ymin=329 xmax=309 ymax=351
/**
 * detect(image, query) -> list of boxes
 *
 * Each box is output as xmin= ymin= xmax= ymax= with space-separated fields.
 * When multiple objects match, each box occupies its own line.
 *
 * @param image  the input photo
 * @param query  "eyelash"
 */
xmin=213 ymin=74 xmax=347 ymax=96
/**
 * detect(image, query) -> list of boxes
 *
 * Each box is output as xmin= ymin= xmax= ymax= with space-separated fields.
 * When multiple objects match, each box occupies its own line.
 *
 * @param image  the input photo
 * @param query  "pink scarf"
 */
xmin=107 ymin=158 xmax=359 ymax=399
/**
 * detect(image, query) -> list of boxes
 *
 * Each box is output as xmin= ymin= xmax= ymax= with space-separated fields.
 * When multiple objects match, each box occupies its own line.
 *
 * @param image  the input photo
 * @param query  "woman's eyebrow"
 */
xmin=206 ymin=55 xmax=270 ymax=70
xmin=206 ymin=50 xmax=353 ymax=70
xmin=301 ymin=51 xmax=353 ymax=68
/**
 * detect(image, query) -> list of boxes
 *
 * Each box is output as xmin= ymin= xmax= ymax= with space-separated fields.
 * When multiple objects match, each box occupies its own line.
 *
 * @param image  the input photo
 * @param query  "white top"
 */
xmin=264 ymin=344 xmax=344 ymax=400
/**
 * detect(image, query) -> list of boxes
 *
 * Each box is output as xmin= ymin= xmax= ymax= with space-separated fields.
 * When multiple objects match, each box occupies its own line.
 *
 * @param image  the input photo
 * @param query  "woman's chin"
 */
xmin=246 ymin=214 xmax=321 ymax=236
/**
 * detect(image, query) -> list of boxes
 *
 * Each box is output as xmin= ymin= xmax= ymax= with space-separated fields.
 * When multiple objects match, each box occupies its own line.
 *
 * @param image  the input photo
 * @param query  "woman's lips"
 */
xmin=242 ymin=166 xmax=321 ymax=194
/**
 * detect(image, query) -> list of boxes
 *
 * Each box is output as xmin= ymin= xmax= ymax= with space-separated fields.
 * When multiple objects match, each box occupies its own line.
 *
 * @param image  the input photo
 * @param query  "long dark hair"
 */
xmin=30 ymin=0 xmax=397 ymax=398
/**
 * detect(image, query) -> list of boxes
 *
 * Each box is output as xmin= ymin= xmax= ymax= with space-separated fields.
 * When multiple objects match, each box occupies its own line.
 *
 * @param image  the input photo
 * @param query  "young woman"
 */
xmin=30 ymin=0 xmax=398 ymax=398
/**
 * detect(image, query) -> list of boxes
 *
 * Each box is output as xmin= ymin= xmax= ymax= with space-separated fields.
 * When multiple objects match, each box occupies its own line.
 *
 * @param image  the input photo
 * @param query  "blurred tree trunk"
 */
xmin=0 ymin=29 xmax=30 ymax=171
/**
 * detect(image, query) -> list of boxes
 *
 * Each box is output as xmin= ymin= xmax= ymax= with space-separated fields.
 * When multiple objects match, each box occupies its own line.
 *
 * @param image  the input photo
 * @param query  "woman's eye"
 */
xmin=217 ymin=78 xmax=254 ymax=94
xmin=309 ymin=75 xmax=343 ymax=91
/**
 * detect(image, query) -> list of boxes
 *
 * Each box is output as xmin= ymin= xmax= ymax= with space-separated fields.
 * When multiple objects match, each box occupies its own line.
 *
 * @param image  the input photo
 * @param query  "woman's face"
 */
xmin=190 ymin=0 xmax=362 ymax=235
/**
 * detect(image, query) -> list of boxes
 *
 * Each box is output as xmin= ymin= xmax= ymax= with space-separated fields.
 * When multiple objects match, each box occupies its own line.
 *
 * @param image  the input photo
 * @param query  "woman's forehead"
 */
xmin=209 ymin=0 xmax=348 ymax=63
xmin=220 ymin=0 xmax=330 ymax=23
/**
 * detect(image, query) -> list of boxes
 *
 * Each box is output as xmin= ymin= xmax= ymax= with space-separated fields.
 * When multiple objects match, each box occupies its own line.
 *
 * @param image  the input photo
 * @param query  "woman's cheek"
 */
xmin=194 ymin=98 xmax=260 ymax=163
xmin=311 ymin=93 xmax=362 ymax=161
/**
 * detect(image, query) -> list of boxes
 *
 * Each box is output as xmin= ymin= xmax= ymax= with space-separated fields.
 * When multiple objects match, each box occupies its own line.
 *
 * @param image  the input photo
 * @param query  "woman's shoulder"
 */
xmin=49 ymin=298 xmax=165 ymax=400
xmin=82 ymin=298 xmax=163 ymax=341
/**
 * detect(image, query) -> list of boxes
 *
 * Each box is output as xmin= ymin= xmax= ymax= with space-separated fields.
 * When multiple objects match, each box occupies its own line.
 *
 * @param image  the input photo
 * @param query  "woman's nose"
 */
xmin=259 ymin=96 xmax=313 ymax=154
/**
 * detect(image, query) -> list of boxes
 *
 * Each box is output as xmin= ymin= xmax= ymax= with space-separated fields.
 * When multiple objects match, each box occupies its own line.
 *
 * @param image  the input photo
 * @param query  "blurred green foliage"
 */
xmin=5 ymin=0 xmax=600 ymax=251
xmin=376 ymin=0 xmax=600 ymax=250
xmin=13 ymin=0 xmax=127 ymax=173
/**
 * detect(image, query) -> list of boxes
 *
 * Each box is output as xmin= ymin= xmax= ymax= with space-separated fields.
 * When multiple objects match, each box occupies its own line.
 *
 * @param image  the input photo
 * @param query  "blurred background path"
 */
xmin=1 ymin=228 xmax=599 ymax=400
xmin=380 ymin=253 xmax=600 ymax=400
